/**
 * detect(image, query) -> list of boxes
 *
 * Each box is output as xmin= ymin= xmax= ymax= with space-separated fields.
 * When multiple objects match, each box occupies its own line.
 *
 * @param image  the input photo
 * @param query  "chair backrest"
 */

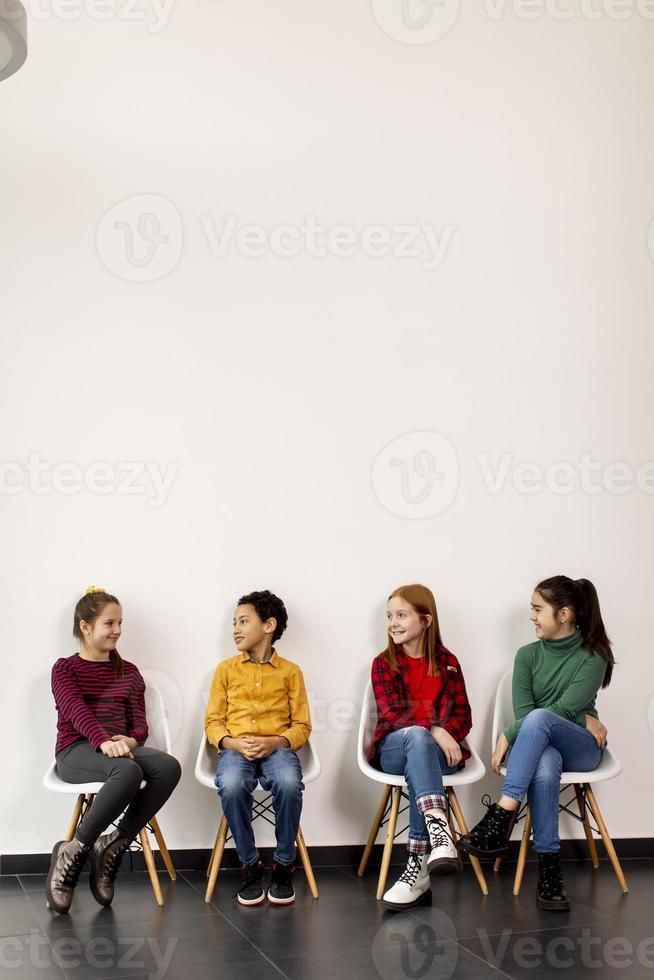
xmin=491 ymin=668 xmax=514 ymax=748
xmin=357 ymin=681 xmax=377 ymax=772
xmin=140 ymin=670 xmax=172 ymax=754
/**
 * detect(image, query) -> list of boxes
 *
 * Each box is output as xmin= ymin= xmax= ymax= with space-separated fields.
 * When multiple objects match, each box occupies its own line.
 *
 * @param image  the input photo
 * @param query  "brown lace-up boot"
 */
xmin=89 ymin=829 xmax=133 ymax=907
xmin=45 ymin=838 xmax=92 ymax=914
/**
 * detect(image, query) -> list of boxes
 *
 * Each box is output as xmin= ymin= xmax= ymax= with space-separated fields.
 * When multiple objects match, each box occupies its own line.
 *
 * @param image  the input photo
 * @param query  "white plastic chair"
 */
xmin=492 ymin=667 xmax=628 ymax=895
xmin=195 ymin=732 xmax=321 ymax=901
xmin=43 ymin=670 xmax=177 ymax=906
xmin=356 ymin=680 xmax=488 ymax=899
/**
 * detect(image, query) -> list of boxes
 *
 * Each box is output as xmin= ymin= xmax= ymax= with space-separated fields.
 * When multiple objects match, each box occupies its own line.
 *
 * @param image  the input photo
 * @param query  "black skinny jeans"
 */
xmin=55 ymin=739 xmax=181 ymax=846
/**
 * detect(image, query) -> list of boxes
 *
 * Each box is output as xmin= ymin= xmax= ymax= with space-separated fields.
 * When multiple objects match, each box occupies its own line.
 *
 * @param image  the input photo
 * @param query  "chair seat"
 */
xmin=358 ymin=743 xmax=486 ymax=788
xmin=43 ymin=760 xmax=146 ymax=793
xmin=194 ymin=738 xmax=320 ymax=790
xmin=498 ymin=746 xmax=621 ymax=784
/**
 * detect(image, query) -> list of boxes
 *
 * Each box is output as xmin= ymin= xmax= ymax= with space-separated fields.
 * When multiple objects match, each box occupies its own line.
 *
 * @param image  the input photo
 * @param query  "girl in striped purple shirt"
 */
xmin=46 ymin=587 xmax=181 ymax=915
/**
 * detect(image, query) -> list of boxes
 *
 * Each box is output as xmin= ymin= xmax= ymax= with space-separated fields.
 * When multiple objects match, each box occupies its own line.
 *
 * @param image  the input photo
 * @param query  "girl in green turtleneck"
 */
xmin=458 ymin=576 xmax=615 ymax=912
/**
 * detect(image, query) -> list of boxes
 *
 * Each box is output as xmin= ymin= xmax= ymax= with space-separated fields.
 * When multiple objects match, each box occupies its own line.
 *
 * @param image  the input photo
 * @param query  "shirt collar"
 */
xmin=240 ymin=647 xmax=279 ymax=667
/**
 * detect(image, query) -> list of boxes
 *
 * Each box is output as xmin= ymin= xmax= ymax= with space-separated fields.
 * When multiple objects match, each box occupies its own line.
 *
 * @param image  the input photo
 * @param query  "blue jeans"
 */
xmin=215 ymin=748 xmax=304 ymax=866
xmin=502 ymin=709 xmax=603 ymax=853
xmin=379 ymin=726 xmax=459 ymax=854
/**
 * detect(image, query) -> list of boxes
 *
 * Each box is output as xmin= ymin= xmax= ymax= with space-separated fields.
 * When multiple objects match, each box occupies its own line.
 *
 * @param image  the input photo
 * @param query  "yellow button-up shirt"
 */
xmin=204 ymin=649 xmax=312 ymax=752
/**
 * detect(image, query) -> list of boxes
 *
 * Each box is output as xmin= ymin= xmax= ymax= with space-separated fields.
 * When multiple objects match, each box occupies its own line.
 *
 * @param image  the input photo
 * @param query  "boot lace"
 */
xmin=426 ymin=815 xmax=455 ymax=850
xmin=60 ymin=845 xmax=88 ymax=887
xmin=103 ymin=838 xmax=131 ymax=881
xmin=398 ymin=854 xmax=423 ymax=886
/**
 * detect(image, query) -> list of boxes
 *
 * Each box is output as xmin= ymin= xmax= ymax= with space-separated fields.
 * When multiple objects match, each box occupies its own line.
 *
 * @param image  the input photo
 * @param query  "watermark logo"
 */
xmin=372 ymin=909 xmax=458 ymax=980
xmin=200 ymin=215 xmax=454 ymax=271
xmin=371 ymin=0 xmax=654 ymax=44
xmin=96 ymin=194 xmax=183 ymax=283
xmin=371 ymin=431 xmax=459 ymax=519
xmin=0 ymin=0 xmax=175 ymax=32
xmin=0 ymin=932 xmax=178 ymax=978
xmin=0 ymin=455 xmax=178 ymax=508
xmin=370 ymin=0 xmax=461 ymax=44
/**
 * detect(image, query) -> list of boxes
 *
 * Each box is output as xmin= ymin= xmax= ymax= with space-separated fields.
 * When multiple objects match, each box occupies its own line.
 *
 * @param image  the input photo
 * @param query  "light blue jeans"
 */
xmin=215 ymin=748 xmax=304 ymax=866
xmin=379 ymin=726 xmax=459 ymax=854
xmin=502 ymin=709 xmax=604 ymax=853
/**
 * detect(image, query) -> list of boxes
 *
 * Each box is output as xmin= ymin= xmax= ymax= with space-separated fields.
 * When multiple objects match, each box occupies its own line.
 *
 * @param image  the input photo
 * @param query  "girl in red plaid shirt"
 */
xmin=370 ymin=583 xmax=473 ymax=910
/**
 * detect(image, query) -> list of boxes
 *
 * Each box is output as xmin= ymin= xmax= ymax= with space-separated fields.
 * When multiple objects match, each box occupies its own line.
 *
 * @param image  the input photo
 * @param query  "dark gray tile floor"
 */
xmin=1 ymin=858 xmax=652 ymax=979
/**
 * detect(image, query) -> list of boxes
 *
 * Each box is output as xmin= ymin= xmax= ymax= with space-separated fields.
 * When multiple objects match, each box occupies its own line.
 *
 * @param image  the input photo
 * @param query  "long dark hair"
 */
xmin=384 ymin=584 xmax=444 ymax=677
xmin=535 ymin=575 xmax=614 ymax=687
xmin=73 ymin=587 xmax=124 ymax=679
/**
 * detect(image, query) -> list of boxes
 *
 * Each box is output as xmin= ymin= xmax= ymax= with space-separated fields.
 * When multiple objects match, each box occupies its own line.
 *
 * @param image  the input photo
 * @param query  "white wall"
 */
xmin=2 ymin=0 xmax=654 ymax=856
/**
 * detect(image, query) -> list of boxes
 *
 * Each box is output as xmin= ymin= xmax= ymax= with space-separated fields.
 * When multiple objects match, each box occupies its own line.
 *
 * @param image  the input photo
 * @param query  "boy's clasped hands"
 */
xmin=223 ymin=734 xmax=289 ymax=760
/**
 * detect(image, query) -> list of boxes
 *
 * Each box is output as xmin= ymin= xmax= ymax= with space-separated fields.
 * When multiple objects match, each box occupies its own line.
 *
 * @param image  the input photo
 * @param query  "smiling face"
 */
xmin=79 ymin=602 xmax=123 ymax=653
xmin=386 ymin=595 xmax=431 ymax=651
xmin=530 ymin=590 xmax=575 ymax=640
xmin=233 ymin=603 xmax=276 ymax=653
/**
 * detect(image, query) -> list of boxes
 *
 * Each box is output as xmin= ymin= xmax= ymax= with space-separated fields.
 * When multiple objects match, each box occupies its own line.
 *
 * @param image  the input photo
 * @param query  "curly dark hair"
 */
xmin=236 ymin=590 xmax=288 ymax=643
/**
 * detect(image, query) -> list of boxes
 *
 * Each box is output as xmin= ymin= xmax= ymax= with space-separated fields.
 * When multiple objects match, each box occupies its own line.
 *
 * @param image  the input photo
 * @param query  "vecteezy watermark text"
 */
xmin=0 ymin=455 xmax=178 ymax=508
xmin=372 ymin=433 xmax=654 ymax=519
xmin=95 ymin=194 xmax=455 ymax=282
xmin=0 ymin=0 xmax=174 ymax=33
xmin=199 ymin=215 xmax=454 ymax=270
xmin=371 ymin=0 xmax=654 ymax=46
xmin=0 ymin=932 xmax=178 ymax=979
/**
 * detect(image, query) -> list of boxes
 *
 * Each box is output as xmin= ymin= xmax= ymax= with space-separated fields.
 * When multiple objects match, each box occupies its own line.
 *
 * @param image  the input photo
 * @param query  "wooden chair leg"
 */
xmin=296 ymin=825 xmax=319 ymax=899
xmin=149 ymin=816 xmax=177 ymax=880
xmin=494 ymin=809 xmax=518 ymax=872
xmin=513 ymin=808 xmax=531 ymax=896
xmin=584 ymin=784 xmax=629 ymax=893
xmin=447 ymin=803 xmax=463 ymax=868
xmin=65 ymin=795 xmax=86 ymax=841
xmin=574 ymin=785 xmax=599 ymax=869
xmin=205 ymin=816 xmax=228 ymax=903
xmin=448 ymin=789 xmax=488 ymax=896
xmin=376 ymin=787 xmax=402 ymax=900
xmin=358 ymin=785 xmax=391 ymax=877
xmin=139 ymin=827 xmax=164 ymax=906
xmin=207 ymin=828 xmax=220 ymax=878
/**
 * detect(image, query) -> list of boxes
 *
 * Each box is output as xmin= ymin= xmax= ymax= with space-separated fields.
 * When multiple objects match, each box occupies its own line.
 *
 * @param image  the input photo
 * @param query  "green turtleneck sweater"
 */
xmin=503 ymin=630 xmax=608 ymax=744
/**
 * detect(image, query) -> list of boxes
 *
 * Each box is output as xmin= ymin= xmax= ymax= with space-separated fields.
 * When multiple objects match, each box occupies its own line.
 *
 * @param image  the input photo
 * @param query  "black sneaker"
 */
xmin=236 ymin=860 xmax=265 ymax=906
xmin=267 ymin=861 xmax=296 ymax=905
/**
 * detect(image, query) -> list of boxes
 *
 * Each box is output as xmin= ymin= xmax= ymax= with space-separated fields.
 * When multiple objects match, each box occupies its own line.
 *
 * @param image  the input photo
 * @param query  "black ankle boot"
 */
xmin=458 ymin=795 xmax=513 ymax=858
xmin=536 ymin=852 xmax=570 ymax=911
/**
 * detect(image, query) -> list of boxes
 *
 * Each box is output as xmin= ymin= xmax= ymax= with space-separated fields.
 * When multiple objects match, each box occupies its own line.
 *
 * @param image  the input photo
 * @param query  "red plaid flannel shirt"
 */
xmin=368 ymin=647 xmax=472 ymax=768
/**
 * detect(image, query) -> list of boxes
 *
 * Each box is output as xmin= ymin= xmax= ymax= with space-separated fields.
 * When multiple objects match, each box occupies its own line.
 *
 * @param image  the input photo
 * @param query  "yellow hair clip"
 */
xmin=85 ymin=584 xmax=105 ymax=595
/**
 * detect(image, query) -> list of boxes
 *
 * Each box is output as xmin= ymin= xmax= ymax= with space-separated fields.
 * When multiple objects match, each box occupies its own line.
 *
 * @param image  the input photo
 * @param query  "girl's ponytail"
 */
xmin=73 ymin=587 xmax=124 ymax=680
xmin=574 ymin=578 xmax=614 ymax=687
xmin=535 ymin=575 xmax=615 ymax=688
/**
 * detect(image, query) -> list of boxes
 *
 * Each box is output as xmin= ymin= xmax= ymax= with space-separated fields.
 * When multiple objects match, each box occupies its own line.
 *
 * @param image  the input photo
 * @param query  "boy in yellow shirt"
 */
xmin=205 ymin=590 xmax=311 ymax=906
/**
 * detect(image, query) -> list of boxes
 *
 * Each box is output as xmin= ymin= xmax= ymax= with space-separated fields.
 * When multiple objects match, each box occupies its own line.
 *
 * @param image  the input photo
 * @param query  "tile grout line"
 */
xmin=178 ymin=871 xmax=292 ymax=980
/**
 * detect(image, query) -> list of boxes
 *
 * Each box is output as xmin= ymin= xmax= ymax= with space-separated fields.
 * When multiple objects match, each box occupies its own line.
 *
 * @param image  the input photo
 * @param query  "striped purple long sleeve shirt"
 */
xmin=51 ymin=653 xmax=148 ymax=755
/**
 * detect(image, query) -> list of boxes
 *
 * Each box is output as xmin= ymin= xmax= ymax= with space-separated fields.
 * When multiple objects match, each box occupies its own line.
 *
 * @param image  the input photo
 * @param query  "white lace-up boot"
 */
xmin=381 ymin=853 xmax=431 ymax=910
xmin=425 ymin=812 xmax=458 ymax=875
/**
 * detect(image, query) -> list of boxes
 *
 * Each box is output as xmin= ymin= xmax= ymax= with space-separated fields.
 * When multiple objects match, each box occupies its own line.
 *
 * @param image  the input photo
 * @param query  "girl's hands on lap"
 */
xmin=585 ymin=714 xmax=607 ymax=748
xmin=491 ymin=733 xmax=509 ymax=774
xmin=100 ymin=738 xmax=135 ymax=759
xmin=431 ymin=726 xmax=462 ymax=766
